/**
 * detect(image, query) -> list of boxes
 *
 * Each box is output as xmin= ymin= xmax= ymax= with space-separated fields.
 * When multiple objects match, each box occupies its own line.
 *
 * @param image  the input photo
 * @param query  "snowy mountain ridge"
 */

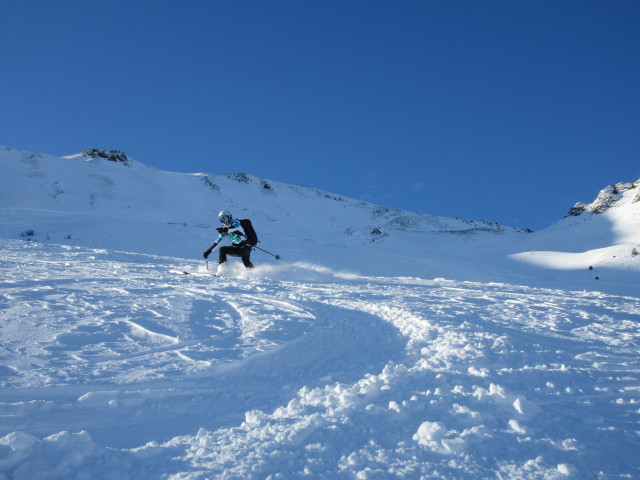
xmin=1 ymin=145 xmax=519 ymax=250
xmin=1 ymin=144 xmax=639 ymax=479
xmin=1 ymin=144 xmax=638 ymax=290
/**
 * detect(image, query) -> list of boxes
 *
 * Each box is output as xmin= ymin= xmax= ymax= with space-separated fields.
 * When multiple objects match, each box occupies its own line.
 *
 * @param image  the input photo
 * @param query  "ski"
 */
xmin=170 ymin=269 xmax=219 ymax=277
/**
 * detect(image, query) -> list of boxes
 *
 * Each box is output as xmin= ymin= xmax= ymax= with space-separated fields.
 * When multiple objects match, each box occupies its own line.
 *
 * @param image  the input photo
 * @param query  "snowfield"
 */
xmin=1 ymin=146 xmax=639 ymax=479
xmin=2 ymin=240 xmax=639 ymax=479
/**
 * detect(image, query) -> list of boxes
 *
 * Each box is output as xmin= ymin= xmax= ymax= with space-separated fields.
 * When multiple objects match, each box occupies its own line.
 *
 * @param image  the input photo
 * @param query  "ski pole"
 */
xmin=253 ymin=245 xmax=281 ymax=260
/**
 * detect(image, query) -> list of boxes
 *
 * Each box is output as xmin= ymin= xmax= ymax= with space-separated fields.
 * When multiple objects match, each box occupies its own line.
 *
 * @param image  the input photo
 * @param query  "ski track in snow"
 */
xmin=1 ymin=239 xmax=639 ymax=479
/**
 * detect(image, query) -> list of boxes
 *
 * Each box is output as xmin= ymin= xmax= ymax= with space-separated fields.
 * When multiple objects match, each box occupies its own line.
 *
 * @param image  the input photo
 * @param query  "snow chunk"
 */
xmin=513 ymin=396 xmax=542 ymax=417
xmin=388 ymin=401 xmax=401 ymax=413
xmin=413 ymin=421 xmax=465 ymax=453
xmin=468 ymin=366 xmax=490 ymax=377
xmin=557 ymin=463 xmax=578 ymax=475
xmin=508 ymin=419 xmax=527 ymax=434
xmin=0 ymin=432 xmax=39 ymax=452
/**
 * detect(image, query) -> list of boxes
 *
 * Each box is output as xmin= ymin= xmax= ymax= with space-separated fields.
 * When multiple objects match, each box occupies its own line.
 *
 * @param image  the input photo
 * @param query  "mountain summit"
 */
xmin=63 ymin=148 xmax=132 ymax=166
xmin=567 ymin=180 xmax=640 ymax=216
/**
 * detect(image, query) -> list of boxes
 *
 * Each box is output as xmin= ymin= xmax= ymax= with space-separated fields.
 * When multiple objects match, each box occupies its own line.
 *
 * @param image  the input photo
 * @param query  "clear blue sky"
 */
xmin=2 ymin=1 xmax=639 ymax=230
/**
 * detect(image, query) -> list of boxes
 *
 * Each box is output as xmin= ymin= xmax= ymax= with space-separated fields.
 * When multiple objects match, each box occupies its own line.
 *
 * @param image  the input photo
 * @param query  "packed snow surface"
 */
xmin=1 ymin=146 xmax=639 ymax=479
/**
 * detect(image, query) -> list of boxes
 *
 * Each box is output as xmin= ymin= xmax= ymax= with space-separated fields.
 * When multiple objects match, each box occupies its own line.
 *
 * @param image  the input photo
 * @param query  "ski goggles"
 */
xmin=219 ymin=215 xmax=231 ymax=224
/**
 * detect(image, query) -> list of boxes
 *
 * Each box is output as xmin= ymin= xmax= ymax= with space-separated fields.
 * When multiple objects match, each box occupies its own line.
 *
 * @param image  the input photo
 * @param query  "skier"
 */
xmin=203 ymin=210 xmax=255 ymax=269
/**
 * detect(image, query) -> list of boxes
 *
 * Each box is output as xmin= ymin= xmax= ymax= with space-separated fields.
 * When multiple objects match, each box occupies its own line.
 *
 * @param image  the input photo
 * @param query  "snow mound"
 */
xmin=0 ymin=430 xmax=126 ymax=480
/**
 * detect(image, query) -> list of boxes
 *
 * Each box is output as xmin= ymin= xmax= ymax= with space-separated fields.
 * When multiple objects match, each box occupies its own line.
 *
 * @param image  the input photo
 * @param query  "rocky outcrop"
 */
xmin=80 ymin=149 xmax=130 ymax=166
xmin=566 ymin=180 xmax=639 ymax=217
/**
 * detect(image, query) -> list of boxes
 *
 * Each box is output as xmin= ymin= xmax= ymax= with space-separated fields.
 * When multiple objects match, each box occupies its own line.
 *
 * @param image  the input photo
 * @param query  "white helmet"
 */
xmin=218 ymin=210 xmax=232 ymax=224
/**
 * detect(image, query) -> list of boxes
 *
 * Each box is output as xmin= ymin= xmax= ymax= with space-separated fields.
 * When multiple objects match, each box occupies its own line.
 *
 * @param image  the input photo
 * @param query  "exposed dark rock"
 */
xmin=82 ymin=149 xmax=130 ymax=166
xmin=227 ymin=173 xmax=252 ymax=183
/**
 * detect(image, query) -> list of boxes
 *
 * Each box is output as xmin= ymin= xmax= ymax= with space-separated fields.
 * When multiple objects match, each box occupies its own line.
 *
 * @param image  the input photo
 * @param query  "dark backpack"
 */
xmin=239 ymin=218 xmax=258 ymax=246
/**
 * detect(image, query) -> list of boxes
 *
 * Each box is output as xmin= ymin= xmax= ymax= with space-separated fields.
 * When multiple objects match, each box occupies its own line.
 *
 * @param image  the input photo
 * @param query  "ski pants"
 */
xmin=219 ymin=245 xmax=254 ymax=268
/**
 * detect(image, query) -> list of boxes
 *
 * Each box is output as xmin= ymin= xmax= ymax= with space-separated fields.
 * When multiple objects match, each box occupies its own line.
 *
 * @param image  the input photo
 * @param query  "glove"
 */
xmin=203 ymin=242 xmax=217 ymax=259
xmin=216 ymin=227 xmax=228 ymax=234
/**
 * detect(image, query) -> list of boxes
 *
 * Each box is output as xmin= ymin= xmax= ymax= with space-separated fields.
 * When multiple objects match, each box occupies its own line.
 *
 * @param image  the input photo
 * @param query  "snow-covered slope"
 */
xmin=0 ymin=145 xmax=517 ymax=257
xmin=1 ymin=239 xmax=639 ymax=479
xmin=1 ymin=145 xmax=639 ymax=479
xmin=511 ymin=179 xmax=640 ymax=289
xmin=2 ymin=145 xmax=638 ymax=292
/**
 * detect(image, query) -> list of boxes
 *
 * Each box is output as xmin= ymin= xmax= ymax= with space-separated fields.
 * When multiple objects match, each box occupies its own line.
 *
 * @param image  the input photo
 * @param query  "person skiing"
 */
xmin=203 ymin=210 xmax=254 ymax=269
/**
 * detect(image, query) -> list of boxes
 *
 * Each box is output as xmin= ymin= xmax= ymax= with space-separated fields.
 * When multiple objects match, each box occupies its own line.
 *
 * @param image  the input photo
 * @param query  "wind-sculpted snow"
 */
xmin=1 ymin=239 xmax=639 ymax=479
